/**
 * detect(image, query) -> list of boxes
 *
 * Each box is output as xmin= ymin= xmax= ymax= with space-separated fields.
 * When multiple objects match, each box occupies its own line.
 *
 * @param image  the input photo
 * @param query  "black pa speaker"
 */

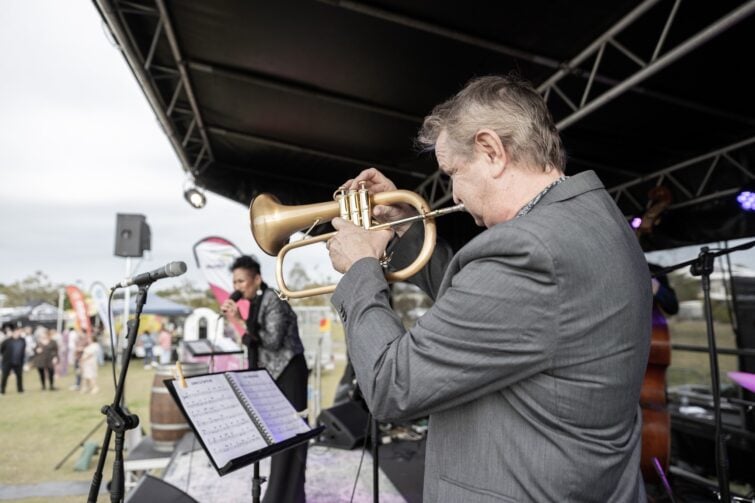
xmin=125 ymin=475 xmax=198 ymax=503
xmin=730 ymin=276 xmax=755 ymax=431
xmin=317 ymin=401 xmax=369 ymax=450
xmin=115 ymin=213 xmax=151 ymax=258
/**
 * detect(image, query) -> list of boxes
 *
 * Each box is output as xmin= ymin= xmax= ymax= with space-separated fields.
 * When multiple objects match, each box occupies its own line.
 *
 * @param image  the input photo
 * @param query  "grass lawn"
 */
xmin=0 ymin=361 xmax=153 ymax=491
xmin=0 ymin=324 xmax=347 ymax=502
xmin=667 ymin=319 xmax=740 ymax=389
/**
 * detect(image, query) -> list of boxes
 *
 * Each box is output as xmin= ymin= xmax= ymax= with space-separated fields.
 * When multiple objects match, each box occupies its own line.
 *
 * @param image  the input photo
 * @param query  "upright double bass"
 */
xmin=636 ymin=186 xmax=674 ymax=484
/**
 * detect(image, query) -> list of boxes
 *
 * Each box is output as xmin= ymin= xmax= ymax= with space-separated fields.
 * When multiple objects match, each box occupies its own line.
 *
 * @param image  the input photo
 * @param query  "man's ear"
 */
xmin=474 ymin=129 xmax=507 ymax=178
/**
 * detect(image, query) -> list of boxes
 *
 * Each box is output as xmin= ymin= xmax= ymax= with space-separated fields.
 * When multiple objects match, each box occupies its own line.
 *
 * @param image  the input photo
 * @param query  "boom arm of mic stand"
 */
xmin=651 ymin=238 xmax=755 ymax=277
xmin=87 ymin=285 xmax=149 ymax=503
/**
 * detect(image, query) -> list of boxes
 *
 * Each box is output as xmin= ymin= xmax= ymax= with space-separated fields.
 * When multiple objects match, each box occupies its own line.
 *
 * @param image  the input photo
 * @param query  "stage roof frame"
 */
xmin=93 ymin=0 xmax=755 ymax=250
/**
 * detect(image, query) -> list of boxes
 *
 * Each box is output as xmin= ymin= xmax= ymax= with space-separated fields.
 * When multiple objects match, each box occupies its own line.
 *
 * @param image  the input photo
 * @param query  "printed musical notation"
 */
xmin=176 ymin=376 xmax=267 ymax=468
xmin=227 ymin=371 xmax=309 ymax=443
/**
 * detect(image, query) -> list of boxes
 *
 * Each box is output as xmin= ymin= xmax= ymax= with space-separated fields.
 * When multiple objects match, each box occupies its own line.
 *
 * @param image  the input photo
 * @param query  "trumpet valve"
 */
xmin=335 ymin=188 xmax=349 ymax=220
xmin=358 ymin=182 xmax=371 ymax=229
xmin=347 ymin=190 xmax=361 ymax=226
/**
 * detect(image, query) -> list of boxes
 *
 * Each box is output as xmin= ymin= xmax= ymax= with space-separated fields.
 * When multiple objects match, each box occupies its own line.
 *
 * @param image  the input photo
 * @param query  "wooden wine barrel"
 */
xmin=149 ymin=362 xmax=208 ymax=452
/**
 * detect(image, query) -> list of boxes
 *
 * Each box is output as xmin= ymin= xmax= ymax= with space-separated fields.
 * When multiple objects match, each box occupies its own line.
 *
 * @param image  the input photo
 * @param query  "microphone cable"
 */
xmin=107 ymin=288 xmax=117 ymax=389
xmin=349 ymin=412 xmax=374 ymax=503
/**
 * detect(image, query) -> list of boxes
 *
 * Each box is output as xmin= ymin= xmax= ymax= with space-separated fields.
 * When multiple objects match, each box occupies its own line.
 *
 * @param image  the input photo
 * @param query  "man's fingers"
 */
xmin=353 ymin=167 xmax=379 ymax=183
xmin=350 ymin=168 xmax=392 ymax=190
xmin=331 ymin=217 xmax=350 ymax=230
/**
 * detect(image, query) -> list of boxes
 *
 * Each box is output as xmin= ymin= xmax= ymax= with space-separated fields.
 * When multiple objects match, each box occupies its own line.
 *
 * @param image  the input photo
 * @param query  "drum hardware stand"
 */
xmin=54 ymin=418 xmax=106 ymax=470
xmin=87 ymin=284 xmax=150 ymax=503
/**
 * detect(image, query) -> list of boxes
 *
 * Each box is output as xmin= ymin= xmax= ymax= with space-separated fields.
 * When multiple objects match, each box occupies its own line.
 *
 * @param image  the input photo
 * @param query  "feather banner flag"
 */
xmin=65 ymin=285 xmax=92 ymax=337
xmin=89 ymin=282 xmax=112 ymax=337
xmin=192 ymin=236 xmax=249 ymax=325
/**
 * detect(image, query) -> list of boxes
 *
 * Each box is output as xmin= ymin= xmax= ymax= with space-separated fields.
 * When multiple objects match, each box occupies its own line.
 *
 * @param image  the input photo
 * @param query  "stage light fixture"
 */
xmin=737 ymin=186 xmax=755 ymax=212
xmin=183 ymin=186 xmax=206 ymax=209
xmin=630 ymin=217 xmax=642 ymax=229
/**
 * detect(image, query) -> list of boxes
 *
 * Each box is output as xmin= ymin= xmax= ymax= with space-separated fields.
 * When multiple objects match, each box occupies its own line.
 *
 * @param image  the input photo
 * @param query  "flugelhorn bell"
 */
xmin=249 ymin=186 xmax=464 ymax=299
xmin=250 ymin=193 xmax=340 ymax=256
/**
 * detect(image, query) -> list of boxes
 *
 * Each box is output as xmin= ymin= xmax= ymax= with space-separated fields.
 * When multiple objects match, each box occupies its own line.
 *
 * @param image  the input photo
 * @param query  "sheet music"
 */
xmin=227 ymin=371 xmax=310 ymax=443
xmin=175 ymin=375 xmax=268 ymax=468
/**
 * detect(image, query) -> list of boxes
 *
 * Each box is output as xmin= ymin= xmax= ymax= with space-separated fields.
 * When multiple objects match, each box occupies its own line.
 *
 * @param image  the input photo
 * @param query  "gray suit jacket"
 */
xmin=332 ymin=171 xmax=652 ymax=502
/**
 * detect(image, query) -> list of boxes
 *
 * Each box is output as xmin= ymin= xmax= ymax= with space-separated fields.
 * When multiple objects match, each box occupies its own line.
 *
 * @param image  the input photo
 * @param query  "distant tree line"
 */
xmin=668 ymin=271 xmax=734 ymax=324
xmin=0 ymin=271 xmax=61 ymax=307
xmin=0 ymin=263 xmax=334 ymax=311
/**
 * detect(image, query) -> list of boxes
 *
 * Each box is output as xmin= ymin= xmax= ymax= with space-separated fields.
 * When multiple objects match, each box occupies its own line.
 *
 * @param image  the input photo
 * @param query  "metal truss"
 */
xmin=609 ymin=136 xmax=755 ymax=214
xmin=541 ymin=0 xmax=755 ymax=130
xmin=94 ymin=0 xmax=213 ymax=177
xmin=412 ymin=0 xmax=755 ymax=208
xmin=416 ymin=171 xmax=453 ymax=208
xmin=99 ymin=0 xmax=755 ymax=212
xmin=322 ymin=0 xmax=755 ymax=129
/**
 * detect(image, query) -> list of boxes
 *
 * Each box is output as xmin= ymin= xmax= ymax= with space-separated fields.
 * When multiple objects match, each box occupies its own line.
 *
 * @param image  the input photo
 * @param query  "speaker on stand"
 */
xmin=115 ymin=213 xmax=151 ymax=258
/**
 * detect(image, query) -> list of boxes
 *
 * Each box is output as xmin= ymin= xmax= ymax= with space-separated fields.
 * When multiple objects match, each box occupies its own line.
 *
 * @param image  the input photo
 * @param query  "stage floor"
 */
xmin=161 ymin=437 xmax=410 ymax=502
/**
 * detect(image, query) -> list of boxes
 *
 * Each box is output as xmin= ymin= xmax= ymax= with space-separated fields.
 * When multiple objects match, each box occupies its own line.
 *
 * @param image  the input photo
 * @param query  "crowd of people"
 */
xmin=138 ymin=325 xmax=174 ymax=368
xmin=0 ymin=321 xmax=183 ymax=395
xmin=0 ymin=324 xmax=103 ymax=394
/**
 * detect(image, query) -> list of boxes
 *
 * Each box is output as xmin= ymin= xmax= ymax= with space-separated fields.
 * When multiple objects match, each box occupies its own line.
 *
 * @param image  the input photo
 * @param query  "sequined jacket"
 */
xmin=244 ymin=287 xmax=304 ymax=380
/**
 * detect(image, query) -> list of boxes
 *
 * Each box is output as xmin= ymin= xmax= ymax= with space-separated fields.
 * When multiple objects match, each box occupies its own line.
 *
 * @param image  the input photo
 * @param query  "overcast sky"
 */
xmin=0 ymin=0 xmax=334 ymax=295
xmin=3 ymin=1 xmax=755 ymax=300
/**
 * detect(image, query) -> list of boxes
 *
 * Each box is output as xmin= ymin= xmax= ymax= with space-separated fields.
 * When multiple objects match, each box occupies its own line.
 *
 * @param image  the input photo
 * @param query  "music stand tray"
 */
xmin=184 ymin=339 xmax=243 ymax=357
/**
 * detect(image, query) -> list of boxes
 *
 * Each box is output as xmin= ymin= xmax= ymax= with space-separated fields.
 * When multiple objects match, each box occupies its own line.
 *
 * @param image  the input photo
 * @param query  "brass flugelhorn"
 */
xmin=249 ymin=182 xmax=464 ymax=299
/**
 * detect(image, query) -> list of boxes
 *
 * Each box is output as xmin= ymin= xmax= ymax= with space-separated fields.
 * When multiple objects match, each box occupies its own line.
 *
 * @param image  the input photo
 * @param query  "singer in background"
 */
xmin=221 ymin=255 xmax=307 ymax=503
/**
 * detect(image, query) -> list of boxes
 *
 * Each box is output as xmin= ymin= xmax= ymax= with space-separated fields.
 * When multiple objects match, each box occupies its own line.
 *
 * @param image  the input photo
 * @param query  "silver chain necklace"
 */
xmin=515 ymin=176 xmax=567 ymax=218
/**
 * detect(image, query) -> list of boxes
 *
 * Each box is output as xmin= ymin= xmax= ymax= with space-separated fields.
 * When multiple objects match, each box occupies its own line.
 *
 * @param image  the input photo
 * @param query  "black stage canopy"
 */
xmin=94 ymin=0 xmax=755 ymax=251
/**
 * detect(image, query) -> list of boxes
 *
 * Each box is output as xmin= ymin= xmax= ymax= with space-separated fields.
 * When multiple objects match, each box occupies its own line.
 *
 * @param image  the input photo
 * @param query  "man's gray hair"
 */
xmin=417 ymin=74 xmax=566 ymax=172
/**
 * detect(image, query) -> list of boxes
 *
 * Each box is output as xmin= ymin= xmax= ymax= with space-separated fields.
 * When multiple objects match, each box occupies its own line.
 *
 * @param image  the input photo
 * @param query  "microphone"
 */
xmin=218 ymin=290 xmax=243 ymax=319
xmin=114 ymin=261 xmax=187 ymax=288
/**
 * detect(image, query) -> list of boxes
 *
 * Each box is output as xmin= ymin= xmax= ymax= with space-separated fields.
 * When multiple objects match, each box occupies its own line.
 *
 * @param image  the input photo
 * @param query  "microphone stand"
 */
xmin=690 ymin=248 xmax=730 ymax=503
xmin=350 ymin=380 xmax=380 ymax=503
xmin=87 ymin=284 xmax=150 ymax=503
xmin=654 ymin=240 xmax=755 ymax=502
xmin=372 ymin=417 xmax=379 ymax=503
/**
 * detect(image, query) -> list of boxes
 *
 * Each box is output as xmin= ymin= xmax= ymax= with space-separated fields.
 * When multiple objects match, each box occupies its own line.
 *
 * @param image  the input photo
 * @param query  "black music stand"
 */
xmin=184 ymin=339 xmax=243 ymax=357
xmin=163 ymin=345 xmax=321 ymax=502
xmin=248 ymin=341 xmax=264 ymax=503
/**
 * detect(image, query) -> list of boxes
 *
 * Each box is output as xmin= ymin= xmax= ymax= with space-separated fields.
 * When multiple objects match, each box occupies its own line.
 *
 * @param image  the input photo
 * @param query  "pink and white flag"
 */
xmin=192 ymin=237 xmax=248 ymax=372
xmin=192 ymin=236 xmax=249 ymax=319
